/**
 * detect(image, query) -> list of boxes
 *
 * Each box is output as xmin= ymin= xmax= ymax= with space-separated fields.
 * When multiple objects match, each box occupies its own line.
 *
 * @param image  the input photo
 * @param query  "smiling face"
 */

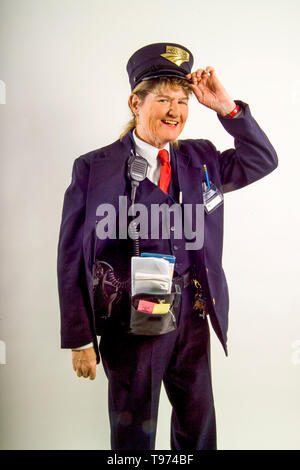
xmin=130 ymin=84 xmax=189 ymax=148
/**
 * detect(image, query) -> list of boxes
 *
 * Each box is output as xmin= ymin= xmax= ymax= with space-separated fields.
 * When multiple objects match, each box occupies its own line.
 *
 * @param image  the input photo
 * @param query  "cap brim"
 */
xmin=143 ymin=72 xmax=191 ymax=81
xmin=134 ymin=68 xmax=191 ymax=88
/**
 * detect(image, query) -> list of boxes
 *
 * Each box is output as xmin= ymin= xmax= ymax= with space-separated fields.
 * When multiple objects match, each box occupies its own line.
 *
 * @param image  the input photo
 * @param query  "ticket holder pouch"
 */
xmin=129 ymin=284 xmax=181 ymax=336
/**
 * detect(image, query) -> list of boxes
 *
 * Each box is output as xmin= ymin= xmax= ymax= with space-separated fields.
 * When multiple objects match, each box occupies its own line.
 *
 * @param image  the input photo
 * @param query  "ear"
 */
xmin=128 ymin=93 xmax=141 ymax=116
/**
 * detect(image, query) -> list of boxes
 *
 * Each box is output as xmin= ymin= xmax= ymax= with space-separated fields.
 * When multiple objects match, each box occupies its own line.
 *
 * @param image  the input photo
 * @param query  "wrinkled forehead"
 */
xmin=151 ymin=82 xmax=189 ymax=98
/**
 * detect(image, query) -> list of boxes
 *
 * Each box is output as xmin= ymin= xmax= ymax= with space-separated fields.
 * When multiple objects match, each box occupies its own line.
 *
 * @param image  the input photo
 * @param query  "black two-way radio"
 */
xmin=127 ymin=151 xmax=148 ymax=203
xmin=127 ymin=151 xmax=148 ymax=256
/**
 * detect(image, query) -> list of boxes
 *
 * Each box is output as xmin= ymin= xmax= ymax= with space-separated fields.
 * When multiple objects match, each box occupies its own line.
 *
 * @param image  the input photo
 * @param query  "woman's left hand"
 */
xmin=186 ymin=67 xmax=236 ymax=117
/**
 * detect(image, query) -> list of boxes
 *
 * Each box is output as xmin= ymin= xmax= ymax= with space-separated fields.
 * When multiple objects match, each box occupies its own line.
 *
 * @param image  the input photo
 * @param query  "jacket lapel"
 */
xmin=172 ymin=144 xmax=204 ymax=206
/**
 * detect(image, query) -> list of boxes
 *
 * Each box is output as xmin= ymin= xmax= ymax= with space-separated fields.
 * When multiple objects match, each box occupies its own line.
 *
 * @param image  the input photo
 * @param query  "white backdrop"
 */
xmin=0 ymin=0 xmax=299 ymax=450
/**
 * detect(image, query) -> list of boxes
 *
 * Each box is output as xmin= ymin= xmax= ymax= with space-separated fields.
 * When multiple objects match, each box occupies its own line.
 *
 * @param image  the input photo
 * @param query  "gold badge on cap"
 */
xmin=160 ymin=45 xmax=189 ymax=67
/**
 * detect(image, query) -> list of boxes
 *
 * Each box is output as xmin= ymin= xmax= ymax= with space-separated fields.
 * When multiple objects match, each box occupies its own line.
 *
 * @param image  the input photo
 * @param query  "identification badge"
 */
xmin=202 ymin=182 xmax=223 ymax=214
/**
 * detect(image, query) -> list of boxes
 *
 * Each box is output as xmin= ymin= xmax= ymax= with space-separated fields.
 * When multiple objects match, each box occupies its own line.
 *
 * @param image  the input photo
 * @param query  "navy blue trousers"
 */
xmin=99 ymin=280 xmax=217 ymax=450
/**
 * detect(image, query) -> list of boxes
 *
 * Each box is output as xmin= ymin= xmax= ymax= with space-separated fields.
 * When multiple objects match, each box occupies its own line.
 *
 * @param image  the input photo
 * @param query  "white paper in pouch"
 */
xmin=131 ymin=257 xmax=172 ymax=295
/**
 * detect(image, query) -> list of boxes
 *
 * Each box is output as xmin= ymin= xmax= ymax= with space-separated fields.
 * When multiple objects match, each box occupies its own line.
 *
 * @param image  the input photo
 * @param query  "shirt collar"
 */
xmin=132 ymin=129 xmax=170 ymax=167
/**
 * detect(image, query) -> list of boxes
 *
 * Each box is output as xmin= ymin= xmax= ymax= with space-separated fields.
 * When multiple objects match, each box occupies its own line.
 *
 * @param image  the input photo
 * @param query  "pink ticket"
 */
xmin=137 ymin=300 xmax=155 ymax=313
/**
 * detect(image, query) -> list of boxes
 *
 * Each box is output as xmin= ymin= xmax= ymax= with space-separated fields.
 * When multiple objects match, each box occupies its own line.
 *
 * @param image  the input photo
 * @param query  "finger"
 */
xmin=72 ymin=351 xmax=80 ymax=371
xmin=89 ymin=363 xmax=97 ymax=380
xmin=188 ymin=83 xmax=205 ymax=103
xmin=205 ymin=66 xmax=215 ymax=75
xmin=190 ymin=72 xmax=198 ymax=84
xmin=193 ymin=69 xmax=210 ymax=87
xmin=73 ymin=358 xmax=80 ymax=373
xmin=189 ymin=82 xmax=205 ymax=94
xmin=190 ymin=69 xmax=202 ymax=79
xmin=199 ymin=71 xmax=210 ymax=87
xmin=195 ymin=69 xmax=204 ymax=80
xmin=76 ymin=368 xmax=83 ymax=377
xmin=79 ymin=366 xmax=88 ymax=378
xmin=189 ymin=82 xmax=200 ymax=92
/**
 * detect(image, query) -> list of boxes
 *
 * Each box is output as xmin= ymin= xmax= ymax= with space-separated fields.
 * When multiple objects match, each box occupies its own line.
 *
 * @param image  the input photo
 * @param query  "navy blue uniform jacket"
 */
xmin=57 ymin=100 xmax=278 ymax=363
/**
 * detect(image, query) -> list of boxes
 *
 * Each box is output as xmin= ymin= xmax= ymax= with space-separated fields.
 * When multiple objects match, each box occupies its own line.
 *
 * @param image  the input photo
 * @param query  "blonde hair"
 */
xmin=120 ymin=77 xmax=192 ymax=147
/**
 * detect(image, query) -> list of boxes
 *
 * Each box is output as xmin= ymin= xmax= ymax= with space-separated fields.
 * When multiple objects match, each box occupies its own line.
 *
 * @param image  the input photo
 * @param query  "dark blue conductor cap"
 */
xmin=127 ymin=42 xmax=194 ymax=90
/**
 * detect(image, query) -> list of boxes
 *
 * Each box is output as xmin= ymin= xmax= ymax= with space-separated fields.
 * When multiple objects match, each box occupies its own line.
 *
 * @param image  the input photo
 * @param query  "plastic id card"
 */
xmin=202 ymin=182 xmax=224 ymax=214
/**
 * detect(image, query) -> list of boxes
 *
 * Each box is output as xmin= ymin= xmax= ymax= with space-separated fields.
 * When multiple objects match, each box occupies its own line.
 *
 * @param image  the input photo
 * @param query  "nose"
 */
xmin=168 ymin=100 xmax=179 ymax=117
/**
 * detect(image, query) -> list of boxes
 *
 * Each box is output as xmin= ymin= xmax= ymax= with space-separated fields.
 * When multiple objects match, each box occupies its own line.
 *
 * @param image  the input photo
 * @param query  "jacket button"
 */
xmin=206 ymin=267 xmax=208 ymax=273
xmin=212 ymin=297 xmax=216 ymax=305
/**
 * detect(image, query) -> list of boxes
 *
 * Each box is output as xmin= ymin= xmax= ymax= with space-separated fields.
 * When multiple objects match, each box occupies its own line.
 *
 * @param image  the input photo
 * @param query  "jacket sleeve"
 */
xmin=212 ymin=100 xmax=278 ymax=193
xmin=57 ymin=157 xmax=95 ymax=349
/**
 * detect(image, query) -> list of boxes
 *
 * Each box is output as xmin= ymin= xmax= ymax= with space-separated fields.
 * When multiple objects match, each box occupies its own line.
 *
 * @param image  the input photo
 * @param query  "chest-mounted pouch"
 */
xmin=128 ymin=284 xmax=181 ymax=336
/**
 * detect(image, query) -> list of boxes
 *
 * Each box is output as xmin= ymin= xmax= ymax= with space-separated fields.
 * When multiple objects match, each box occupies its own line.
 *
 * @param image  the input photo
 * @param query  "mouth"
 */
xmin=161 ymin=119 xmax=179 ymax=128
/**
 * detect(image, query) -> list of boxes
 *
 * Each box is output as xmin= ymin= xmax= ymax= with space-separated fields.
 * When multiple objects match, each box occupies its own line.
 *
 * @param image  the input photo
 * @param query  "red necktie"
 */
xmin=157 ymin=149 xmax=171 ymax=194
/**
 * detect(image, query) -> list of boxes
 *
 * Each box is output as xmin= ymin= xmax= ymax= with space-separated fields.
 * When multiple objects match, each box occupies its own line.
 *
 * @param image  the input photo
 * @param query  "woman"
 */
xmin=58 ymin=43 xmax=278 ymax=450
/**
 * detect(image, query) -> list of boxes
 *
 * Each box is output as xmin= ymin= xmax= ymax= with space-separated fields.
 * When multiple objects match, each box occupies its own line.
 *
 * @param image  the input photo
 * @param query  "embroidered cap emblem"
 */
xmin=160 ymin=45 xmax=190 ymax=67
